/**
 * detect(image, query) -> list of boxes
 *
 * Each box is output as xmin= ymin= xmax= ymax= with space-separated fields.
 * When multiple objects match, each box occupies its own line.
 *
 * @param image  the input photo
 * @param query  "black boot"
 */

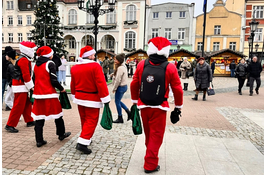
xmin=113 ymin=115 xmax=124 ymax=123
xmin=125 ymin=109 xmax=131 ymax=121
xmin=184 ymin=83 xmax=188 ymax=91
xmin=203 ymin=94 xmax=206 ymax=101
xmin=192 ymin=94 xmax=198 ymax=101
xmin=76 ymin=143 xmax=92 ymax=154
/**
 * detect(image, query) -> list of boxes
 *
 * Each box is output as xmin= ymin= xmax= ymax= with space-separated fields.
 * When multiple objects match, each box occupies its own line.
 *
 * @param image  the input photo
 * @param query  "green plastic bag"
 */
xmin=130 ymin=104 xmax=142 ymax=135
xmin=29 ymin=89 xmax=34 ymax=104
xmin=59 ymin=92 xmax=72 ymax=109
xmin=100 ymin=103 xmax=113 ymax=130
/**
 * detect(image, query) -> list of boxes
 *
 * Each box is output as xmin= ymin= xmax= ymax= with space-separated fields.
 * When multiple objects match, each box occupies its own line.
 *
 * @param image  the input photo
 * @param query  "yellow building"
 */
xmin=195 ymin=0 xmax=243 ymax=54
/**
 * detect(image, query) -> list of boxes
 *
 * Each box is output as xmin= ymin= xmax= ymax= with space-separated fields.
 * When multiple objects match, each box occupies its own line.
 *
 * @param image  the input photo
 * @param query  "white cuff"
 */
xmin=101 ymin=95 xmax=111 ymax=103
xmin=131 ymin=100 xmax=138 ymax=103
xmin=71 ymin=94 xmax=75 ymax=101
xmin=175 ymin=105 xmax=183 ymax=108
xmin=25 ymin=79 xmax=34 ymax=90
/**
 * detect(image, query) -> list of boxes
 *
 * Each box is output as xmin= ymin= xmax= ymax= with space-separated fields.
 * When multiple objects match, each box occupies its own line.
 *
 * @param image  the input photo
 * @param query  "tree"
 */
xmin=30 ymin=0 xmax=68 ymax=56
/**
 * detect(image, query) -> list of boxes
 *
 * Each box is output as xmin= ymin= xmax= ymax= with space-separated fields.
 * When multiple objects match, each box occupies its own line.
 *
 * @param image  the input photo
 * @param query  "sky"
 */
xmin=151 ymin=0 xmax=220 ymax=17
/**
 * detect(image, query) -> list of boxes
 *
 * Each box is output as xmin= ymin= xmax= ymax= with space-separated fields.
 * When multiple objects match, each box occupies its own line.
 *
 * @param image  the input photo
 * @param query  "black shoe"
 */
xmin=249 ymin=93 xmax=253 ymax=96
xmin=76 ymin=143 xmax=92 ymax=154
xmin=113 ymin=116 xmax=124 ymax=123
xmin=63 ymin=82 xmax=66 ymax=86
xmin=255 ymin=89 xmax=259 ymax=94
xmin=58 ymin=132 xmax=71 ymax=141
xmin=126 ymin=109 xmax=131 ymax=121
xmin=27 ymin=121 xmax=35 ymax=127
xmin=192 ymin=95 xmax=198 ymax=101
xmin=239 ymin=92 xmax=242 ymax=95
xmin=36 ymin=140 xmax=47 ymax=147
xmin=144 ymin=165 xmax=160 ymax=174
xmin=5 ymin=106 xmax=11 ymax=111
xmin=5 ymin=125 xmax=19 ymax=133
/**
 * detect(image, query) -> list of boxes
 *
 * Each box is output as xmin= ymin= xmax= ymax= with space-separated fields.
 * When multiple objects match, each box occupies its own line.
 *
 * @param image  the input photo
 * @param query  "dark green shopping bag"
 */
xmin=29 ymin=89 xmax=34 ymax=104
xmin=100 ymin=103 xmax=113 ymax=130
xmin=59 ymin=92 xmax=72 ymax=109
xmin=130 ymin=104 xmax=142 ymax=135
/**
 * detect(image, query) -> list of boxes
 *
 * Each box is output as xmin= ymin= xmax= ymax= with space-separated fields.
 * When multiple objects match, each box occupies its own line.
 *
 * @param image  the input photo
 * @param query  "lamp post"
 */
xmin=78 ymin=0 xmax=115 ymax=54
xmin=249 ymin=19 xmax=259 ymax=60
xmin=247 ymin=36 xmax=252 ymax=59
xmin=255 ymin=43 xmax=259 ymax=52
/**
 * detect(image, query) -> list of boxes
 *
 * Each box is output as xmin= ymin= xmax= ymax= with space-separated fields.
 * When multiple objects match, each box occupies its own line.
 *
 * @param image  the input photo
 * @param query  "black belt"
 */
xmin=77 ymin=90 xmax=98 ymax=94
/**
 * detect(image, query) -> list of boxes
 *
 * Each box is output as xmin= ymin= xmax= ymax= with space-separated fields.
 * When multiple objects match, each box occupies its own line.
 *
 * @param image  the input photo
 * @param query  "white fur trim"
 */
xmin=46 ymin=61 xmax=55 ymax=73
xmin=33 ymin=93 xmax=59 ymax=99
xmin=137 ymin=105 xmax=170 ymax=111
xmin=157 ymin=45 xmax=171 ymax=58
xmin=147 ymin=42 xmax=170 ymax=58
xmin=24 ymin=79 xmax=34 ymax=90
xmin=77 ymin=137 xmax=92 ymax=145
xmin=42 ymin=49 xmax=54 ymax=58
xmin=73 ymin=98 xmax=103 ymax=108
xmin=32 ymin=112 xmax=63 ymax=121
xmin=12 ymin=85 xmax=28 ymax=93
xmin=77 ymin=58 xmax=95 ymax=64
xmin=131 ymin=100 xmax=138 ymax=104
xmin=19 ymin=44 xmax=37 ymax=59
xmin=100 ymin=95 xmax=111 ymax=103
xmin=175 ymin=105 xmax=183 ymax=109
xmin=82 ymin=49 xmax=96 ymax=58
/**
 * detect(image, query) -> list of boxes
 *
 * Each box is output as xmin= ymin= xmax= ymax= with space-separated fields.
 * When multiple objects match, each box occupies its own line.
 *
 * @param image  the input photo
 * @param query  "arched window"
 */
xmin=69 ymin=37 xmax=76 ymax=49
xmin=125 ymin=31 xmax=136 ymax=49
xmin=126 ymin=5 xmax=136 ymax=21
xmin=68 ymin=9 xmax=77 ymax=24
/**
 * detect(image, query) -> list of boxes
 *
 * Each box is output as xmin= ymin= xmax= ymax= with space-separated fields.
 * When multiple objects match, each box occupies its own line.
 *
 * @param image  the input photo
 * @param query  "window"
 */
xmin=106 ymin=37 xmax=115 ymax=49
xmin=8 ymin=16 xmax=13 ymax=25
xmin=69 ymin=37 xmax=76 ymax=49
xmin=153 ymin=12 xmax=159 ymax=19
xmin=214 ymin=25 xmax=221 ymax=35
xmin=126 ymin=5 xmax=136 ymax=21
xmin=18 ymin=15 xmax=22 ymax=25
xmin=2 ymin=16 xmax=3 ymax=25
xmin=86 ymin=14 xmax=95 ymax=24
xmin=106 ymin=10 xmax=116 ymax=24
xmin=166 ymin=12 xmax=172 ymax=18
xmin=152 ymin=28 xmax=159 ymax=38
xmin=8 ymin=33 xmax=13 ymax=42
xmin=178 ymin=28 xmax=185 ymax=40
xmin=27 ymin=33 xmax=31 ymax=40
xmin=69 ymin=9 xmax=77 ymax=24
xmin=27 ymin=15 xmax=31 ymax=25
xmin=197 ymin=42 xmax=203 ymax=51
xmin=180 ymin=11 xmax=186 ymax=18
xmin=254 ymin=6 xmax=263 ymax=18
xmin=213 ymin=42 xmax=220 ymax=51
xmin=165 ymin=28 xmax=172 ymax=39
xmin=7 ymin=1 xmax=14 ymax=10
xmin=229 ymin=42 xmax=236 ymax=51
xmin=125 ymin=31 xmax=136 ymax=49
xmin=254 ymin=28 xmax=263 ymax=42
xmin=18 ymin=33 xmax=23 ymax=42
xmin=2 ymin=33 xmax=4 ymax=42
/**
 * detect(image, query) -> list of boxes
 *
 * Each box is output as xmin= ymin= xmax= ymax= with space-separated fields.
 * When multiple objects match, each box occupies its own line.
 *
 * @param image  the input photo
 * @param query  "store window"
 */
xmin=126 ymin=5 xmax=136 ymax=21
xmin=214 ymin=25 xmax=221 ymax=35
xmin=197 ymin=42 xmax=203 ymax=51
xmin=18 ymin=15 xmax=22 ymax=25
xmin=253 ymin=6 xmax=263 ymax=19
xmin=152 ymin=28 xmax=159 ymax=38
xmin=178 ymin=28 xmax=185 ymax=40
xmin=229 ymin=42 xmax=236 ymax=51
xmin=69 ymin=9 xmax=77 ymax=24
xmin=213 ymin=42 xmax=220 ymax=51
xmin=8 ymin=16 xmax=13 ymax=25
xmin=165 ymin=28 xmax=172 ymax=40
xmin=153 ymin=12 xmax=159 ymax=19
xmin=18 ymin=33 xmax=23 ymax=42
xmin=125 ymin=31 xmax=136 ymax=49
xmin=166 ymin=12 xmax=172 ymax=18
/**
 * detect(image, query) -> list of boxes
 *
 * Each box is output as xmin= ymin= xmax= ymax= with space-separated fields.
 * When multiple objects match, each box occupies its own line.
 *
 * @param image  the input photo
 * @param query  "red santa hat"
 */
xmin=80 ymin=46 xmax=96 ymax=58
xmin=36 ymin=46 xmax=54 ymax=58
xmin=19 ymin=41 xmax=37 ymax=58
xmin=147 ymin=37 xmax=172 ymax=58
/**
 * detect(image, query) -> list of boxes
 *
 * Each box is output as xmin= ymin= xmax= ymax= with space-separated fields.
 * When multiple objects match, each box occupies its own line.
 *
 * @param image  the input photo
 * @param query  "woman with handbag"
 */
xmin=179 ymin=57 xmax=191 ymax=91
xmin=192 ymin=57 xmax=212 ymax=101
xmin=235 ymin=58 xmax=247 ymax=95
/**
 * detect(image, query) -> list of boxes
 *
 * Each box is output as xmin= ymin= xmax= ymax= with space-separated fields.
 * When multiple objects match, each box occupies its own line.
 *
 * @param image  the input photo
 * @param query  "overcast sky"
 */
xmin=151 ymin=0 xmax=221 ymax=17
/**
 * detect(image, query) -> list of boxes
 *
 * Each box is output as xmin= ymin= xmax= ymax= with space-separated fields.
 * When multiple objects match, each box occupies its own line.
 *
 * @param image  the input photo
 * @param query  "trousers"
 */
xmin=249 ymin=77 xmax=261 ymax=93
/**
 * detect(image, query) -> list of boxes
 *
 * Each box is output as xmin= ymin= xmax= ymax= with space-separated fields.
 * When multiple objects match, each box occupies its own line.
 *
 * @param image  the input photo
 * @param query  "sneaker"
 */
xmin=27 ymin=121 xmax=35 ymax=127
xmin=63 ymin=82 xmax=67 ymax=86
xmin=5 ymin=106 xmax=11 ymax=111
xmin=249 ymin=93 xmax=253 ymax=96
xmin=36 ymin=140 xmax=47 ymax=147
xmin=239 ymin=92 xmax=242 ymax=95
xmin=255 ymin=89 xmax=259 ymax=95
xmin=144 ymin=165 xmax=160 ymax=173
xmin=58 ymin=132 xmax=71 ymax=141
xmin=5 ymin=125 xmax=19 ymax=133
xmin=76 ymin=143 xmax=92 ymax=154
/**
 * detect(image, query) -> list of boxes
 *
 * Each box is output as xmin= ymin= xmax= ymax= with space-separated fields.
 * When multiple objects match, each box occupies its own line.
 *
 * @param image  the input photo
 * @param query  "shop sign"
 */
xmin=169 ymin=40 xmax=178 ymax=45
xmin=222 ymin=55 xmax=231 ymax=58
xmin=138 ymin=54 xmax=144 ymax=56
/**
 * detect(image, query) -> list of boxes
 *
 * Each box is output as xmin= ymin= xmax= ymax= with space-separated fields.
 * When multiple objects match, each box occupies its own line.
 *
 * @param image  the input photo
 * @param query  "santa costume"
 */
xmin=32 ymin=46 xmax=71 ymax=147
xmin=130 ymin=37 xmax=183 ymax=173
xmin=71 ymin=46 xmax=110 ymax=154
xmin=5 ymin=41 xmax=36 ymax=133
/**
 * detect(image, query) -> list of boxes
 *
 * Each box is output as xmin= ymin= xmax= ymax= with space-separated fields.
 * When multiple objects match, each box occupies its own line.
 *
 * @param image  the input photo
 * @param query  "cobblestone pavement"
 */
xmin=2 ymin=74 xmax=264 ymax=175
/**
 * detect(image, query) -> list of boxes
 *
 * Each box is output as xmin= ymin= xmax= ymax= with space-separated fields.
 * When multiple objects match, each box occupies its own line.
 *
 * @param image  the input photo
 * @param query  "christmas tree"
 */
xmin=30 ymin=0 xmax=68 ymax=56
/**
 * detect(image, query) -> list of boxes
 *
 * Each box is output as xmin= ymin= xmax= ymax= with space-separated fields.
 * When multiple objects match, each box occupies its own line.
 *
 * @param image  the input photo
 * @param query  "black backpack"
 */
xmin=139 ymin=59 xmax=169 ymax=105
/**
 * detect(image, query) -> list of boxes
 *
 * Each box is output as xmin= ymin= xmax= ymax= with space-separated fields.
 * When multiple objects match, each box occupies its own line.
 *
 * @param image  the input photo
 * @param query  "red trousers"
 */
xmin=77 ymin=105 xmax=100 ymax=145
xmin=7 ymin=92 xmax=34 ymax=127
xmin=140 ymin=108 xmax=167 ymax=171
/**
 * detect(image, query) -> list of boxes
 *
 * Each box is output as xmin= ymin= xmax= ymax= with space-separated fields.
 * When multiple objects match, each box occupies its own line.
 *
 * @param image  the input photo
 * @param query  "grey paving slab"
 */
xmin=241 ymin=111 xmax=264 ymax=129
xmin=222 ymin=138 xmax=259 ymax=151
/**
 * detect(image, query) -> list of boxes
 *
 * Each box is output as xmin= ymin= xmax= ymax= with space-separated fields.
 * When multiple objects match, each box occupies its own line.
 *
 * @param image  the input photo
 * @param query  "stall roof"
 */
xmin=125 ymin=49 xmax=147 ymax=58
xmin=206 ymin=49 xmax=247 ymax=58
xmin=96 ymin=49 xmax=116 ymax=57
xmin=169 ymin=49 xmax=200 ymax=58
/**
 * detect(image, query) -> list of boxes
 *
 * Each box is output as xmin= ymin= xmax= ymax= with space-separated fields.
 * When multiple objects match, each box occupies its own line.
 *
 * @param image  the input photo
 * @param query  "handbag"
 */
xmin=207 ymin=82 xmax=215 ymax=96
xmin=100 ymin=103 xmax=113 ymax=130
xmin=130 ymin=104 xmax=142 ymax=135
xmin=59 ymin=92 xmax=72 ymax=109
xmin=5 ymin=86 xmax=14 ymax=108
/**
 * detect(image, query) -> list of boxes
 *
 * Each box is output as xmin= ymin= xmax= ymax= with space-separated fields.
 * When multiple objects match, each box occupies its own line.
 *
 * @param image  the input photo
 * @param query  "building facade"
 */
xmin=145 ymin=2 xmax=195 ymax=53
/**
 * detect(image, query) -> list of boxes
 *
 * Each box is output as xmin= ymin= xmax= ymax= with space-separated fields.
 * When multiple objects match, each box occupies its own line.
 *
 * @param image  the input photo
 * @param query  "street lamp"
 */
xmin=247 ymin=36 xmax=252 ymax=59
xmin=78 ymin=0 xmax=115 ymax=55
xmin=255 ymin=43 xmax=259 ymax=52
xmin=249 ymin=19 xmax=259 ymax=60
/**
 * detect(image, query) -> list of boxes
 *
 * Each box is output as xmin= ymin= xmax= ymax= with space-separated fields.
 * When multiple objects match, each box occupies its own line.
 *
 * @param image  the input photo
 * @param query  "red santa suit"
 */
xmin=71 ymin=46 xmax=110 ymax=146
xmin=6 ymin=41 xmax=36 ymax=130
xmin=130 ymin=37 xmax=183 ymax=172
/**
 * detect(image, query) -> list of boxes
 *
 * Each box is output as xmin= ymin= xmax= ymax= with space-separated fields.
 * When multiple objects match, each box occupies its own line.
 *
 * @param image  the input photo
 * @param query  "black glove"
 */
xmin=184 ymin=67 xmax=187 ymax=70
xmin=170 ymin=108 xmax=182 ymax=124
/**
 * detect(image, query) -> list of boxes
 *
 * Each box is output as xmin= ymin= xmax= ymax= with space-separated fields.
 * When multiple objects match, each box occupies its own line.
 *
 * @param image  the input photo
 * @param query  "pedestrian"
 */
xmin=229 ymin=60 xmax=236 ymax=77
xmin=247 ymin=56 xmax=262 ymax=96
xmin=211 ymin=59 xmax=216 ymax=77
xmin=129 ymin=59 xmax=136 ymax=77
xmin=71 ymin=46 xmax=111 ymax=154
xmin=177 ymin=57 xmax=183 ymax=77
xmin=5 ymin=41 xmax=36 ymax=133
xmin=5 ymin=49 xmax=16 ymax=110
xmin=134 ymin=58 xmax=139 ymax=68
xmin=192 ymin=57 xmax=212 ymax=101
xmin=131 ymin=37 xmax=183 ymax=173
xmin=109 ymin=56 xmax=114 ymax=80
xmin=235 ymin=58 xmax=247 ymax=95
xmin=58 ymin=55 xmax=68 ymax=86
xmin=125 ymin=58 xmax=130 ymax=77
xmin=32 ymin=46 xmax=71 ymax=147
xmin=111 ymin=53 xmax=130 ymax=123
xmin=179 ymin=57 xmax=191 ymax=91
xmin=192 ymin=58 xmax=197 ymax=73
xmin=102 ymin=56 xmax=109 ymax=82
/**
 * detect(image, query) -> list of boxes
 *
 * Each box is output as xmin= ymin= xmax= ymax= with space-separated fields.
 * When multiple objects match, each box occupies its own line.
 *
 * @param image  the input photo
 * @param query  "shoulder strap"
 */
xmin=160 ymin=61 xmax=169 ymax=70
xmin=144 ymin=59 xmax=150 ymax=68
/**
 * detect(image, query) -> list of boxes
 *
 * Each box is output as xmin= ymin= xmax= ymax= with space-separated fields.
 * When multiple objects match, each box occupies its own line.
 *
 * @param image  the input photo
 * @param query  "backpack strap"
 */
xmin=144 ymin=59 xmax=150 ymax=68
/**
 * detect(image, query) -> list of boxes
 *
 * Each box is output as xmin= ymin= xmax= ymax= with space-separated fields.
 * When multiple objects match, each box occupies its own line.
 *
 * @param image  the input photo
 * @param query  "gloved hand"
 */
xmin=170 ymin=108 xmax=182 ymax=124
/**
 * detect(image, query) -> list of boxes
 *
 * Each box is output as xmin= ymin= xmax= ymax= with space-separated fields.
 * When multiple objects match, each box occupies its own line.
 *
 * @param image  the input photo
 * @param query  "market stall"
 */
xmin=169 ymin=49 xmax=200 ymax=63
xmin=96 ymin=49 xmax=116 ymax=62
xmin=125 ymin=49 xmax=148 ymax=62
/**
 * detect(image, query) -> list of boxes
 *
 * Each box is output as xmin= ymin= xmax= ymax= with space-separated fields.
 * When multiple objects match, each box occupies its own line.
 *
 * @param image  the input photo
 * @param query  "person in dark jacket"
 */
xmin=102 ymin=56 xmax=109 ymax=82
xmin=192 ymin=57 xmax=212 ymax=101
xmin=229 ymin=60 xmax=236 ymax=77
xmin=177 ymin=58 xmax=183 ymax=77
xmin=247 ymin=56 xmax=262 ymax=96
xmin=235 ymin=58 xmax=247 ymax=95
xmin=52 ymin=53 xmax=62 ymax=81
xmin=108 ymin=56 xmax=114 ymax=80
xmin=211 ymin=60 xmax=216 ymax=77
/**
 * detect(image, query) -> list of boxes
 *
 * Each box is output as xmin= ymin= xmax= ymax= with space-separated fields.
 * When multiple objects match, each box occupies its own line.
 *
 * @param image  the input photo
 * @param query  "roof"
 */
xmin=169 ymin=49 xmax=200 ymax=58
xmin=206 ymin=49 xmax=247 ymax=58
xmin=96 ymin=49 xmax=116 ymax=57
xmin=18 ymin=0 xmax=37 ymax=11
xmin=57 ymin=0 xmax=78 ymax=3
xmin=125 ymin=49 xmax=147 ymax=58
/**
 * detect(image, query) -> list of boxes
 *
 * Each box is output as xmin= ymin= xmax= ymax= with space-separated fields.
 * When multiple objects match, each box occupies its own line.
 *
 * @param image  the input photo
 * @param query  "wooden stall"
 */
xmin=169 ymin=49 xmax=200 ymax=63
xmin=125 ymin=49 xmax=148 ymax=62
xmin=96 ymin=49 xmax=116 ymax=62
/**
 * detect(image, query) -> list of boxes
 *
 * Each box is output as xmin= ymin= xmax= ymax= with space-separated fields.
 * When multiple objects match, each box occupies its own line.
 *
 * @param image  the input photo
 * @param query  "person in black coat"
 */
xmin=235 ymin=58 xmax=247 ymax=95
xmin=229 ymin=60 xmax=236 ymax=77
xmin=52 ymin=53 xmax=62 ymax=81
xmin=247 ymin=56 xmax=262 ymax=96
xmin=177 ymin=58 xmax=183 ymax=77
xmin=211 ymin=60 xmax=216 ymax=77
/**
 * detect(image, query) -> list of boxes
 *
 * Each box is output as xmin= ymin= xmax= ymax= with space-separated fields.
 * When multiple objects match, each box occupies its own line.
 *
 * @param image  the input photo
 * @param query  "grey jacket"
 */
xmin=194 ymin=62 xmax=212 ymax=89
